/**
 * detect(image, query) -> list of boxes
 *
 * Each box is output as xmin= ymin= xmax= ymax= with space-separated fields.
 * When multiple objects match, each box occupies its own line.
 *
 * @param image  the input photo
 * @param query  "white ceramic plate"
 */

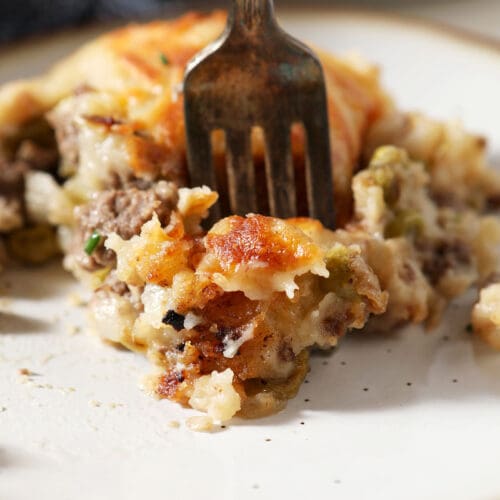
xmin=2 ymin=9 xmax=500 ymax=500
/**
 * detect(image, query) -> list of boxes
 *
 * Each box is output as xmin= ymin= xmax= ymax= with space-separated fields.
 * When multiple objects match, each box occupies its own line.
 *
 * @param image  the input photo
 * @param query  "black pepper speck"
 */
xmin=162 ymin=310 xmax=185 ymax=331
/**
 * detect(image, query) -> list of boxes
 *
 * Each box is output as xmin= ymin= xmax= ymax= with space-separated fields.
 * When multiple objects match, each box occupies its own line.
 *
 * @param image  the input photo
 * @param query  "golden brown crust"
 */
xmin=205 ymin=214 xmax=325 ymax=273
xmin=0 ymin=11 xmax=390 ymax=225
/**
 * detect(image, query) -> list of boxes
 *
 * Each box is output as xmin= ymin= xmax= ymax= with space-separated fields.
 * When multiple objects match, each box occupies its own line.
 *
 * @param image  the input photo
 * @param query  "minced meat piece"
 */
xmin=73 ymin=181 xmax=178 ymax=270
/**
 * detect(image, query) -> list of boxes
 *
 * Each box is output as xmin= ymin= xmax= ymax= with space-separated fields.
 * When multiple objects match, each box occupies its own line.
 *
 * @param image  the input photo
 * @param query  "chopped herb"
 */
xmin=84 ymin=231 xmax=101 ymax=255
xmin=162 ymin=310 xmax=185 ymax=331
xmin=466 ymin=323 xmax=473 ymax=333
xmin=160 ymin=52 xmax=169 ymax=65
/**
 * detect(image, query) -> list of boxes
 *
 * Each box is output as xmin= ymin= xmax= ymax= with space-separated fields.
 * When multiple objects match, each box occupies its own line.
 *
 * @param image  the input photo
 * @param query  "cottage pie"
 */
xmin=1 ymin=11 xmax=500 ymax=423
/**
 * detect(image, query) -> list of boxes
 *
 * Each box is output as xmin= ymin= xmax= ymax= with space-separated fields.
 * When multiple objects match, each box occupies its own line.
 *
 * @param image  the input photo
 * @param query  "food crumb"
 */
xmin=18 ymin=368 xmax=33 ymax=376
xmin=0 ymin=297 xmax=12 ymax=310
xmin=304 ymin=398 xmax=310 ymax=402
xmin=89 ymin=400 xmax=102 ymax=407
xmin=18 ymin=376 xmax=30 ymax=385
xmin=363 ymin=387 xmax=369 ymax=392
xmin=41 ymin=354 xmax=56 ymax=365
xmin=406 ymin=382 xmax=412 ymax=386
xmin=452 ymin=379 xmax=458 ymax=383
xmin=36 ymin=383 xmax=53 ymax=389
xmin=300 ymin=421 xmax=305 ymax=425
xmin=66 ymin=324 xmax=81 ymax=336
xmin=59 ymin=386 xmax=76 ymax=395
xmin=109 ymin=402 xmax=124 ymax=409
xmin=186 ymin=416 xmax=214 ymax=432
xmin=67 ymin=292 xmax=86 ymax=307
xmin=265 ymin=438 xmax=271 ymax=442
xmin=167 ymin=420 xmax=180 ymax=429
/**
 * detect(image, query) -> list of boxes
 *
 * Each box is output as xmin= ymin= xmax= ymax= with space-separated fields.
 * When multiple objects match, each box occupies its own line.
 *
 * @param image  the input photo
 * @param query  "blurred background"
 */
xmin=0 ymin=0 xmax=499 ymax=45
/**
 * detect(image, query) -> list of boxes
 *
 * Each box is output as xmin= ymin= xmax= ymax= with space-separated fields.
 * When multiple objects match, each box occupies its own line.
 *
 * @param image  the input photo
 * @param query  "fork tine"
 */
xmin=185 ymin=121 xmax=222 ymax=222
xmin=225 ymin=129 xmax=258 ymax=215
xmin=303 ymin=110 xmax=336 ymax=229
xmin=263 ymin=123 xmax=297 ymax=219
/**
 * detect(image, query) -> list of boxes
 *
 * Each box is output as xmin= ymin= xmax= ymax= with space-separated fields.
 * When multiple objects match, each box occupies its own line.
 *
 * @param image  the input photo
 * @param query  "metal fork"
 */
xmin=183 ymin=0 xmax=335 ymax=228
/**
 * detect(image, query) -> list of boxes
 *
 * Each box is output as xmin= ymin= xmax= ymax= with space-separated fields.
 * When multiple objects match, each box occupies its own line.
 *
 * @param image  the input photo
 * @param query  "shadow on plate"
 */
xmin=0 ymin=447 xmax=36 ymax=469
xmin=0 ymin=312 xmax=53 ymax=334
xmin=4 ymin=259 xmax=500 ymax=426
xmin=1 ymin=260 xmax=75 ymax=299
xmin=236 ymin=299 xmax=500 ymax=426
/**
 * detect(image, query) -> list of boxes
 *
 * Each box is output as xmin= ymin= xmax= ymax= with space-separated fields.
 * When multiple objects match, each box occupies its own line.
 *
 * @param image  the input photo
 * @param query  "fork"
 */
xmin=183 ymin=0 xmax=335 ymax=228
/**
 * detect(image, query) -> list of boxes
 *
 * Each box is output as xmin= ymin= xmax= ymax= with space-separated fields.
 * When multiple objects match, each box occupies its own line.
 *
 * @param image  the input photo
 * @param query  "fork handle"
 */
xmin=230 ymin=0 xmax=276 ymax=31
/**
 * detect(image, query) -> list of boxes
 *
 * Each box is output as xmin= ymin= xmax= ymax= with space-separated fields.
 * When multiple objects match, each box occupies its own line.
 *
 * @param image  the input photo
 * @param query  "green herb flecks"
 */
xmin=160 ymin=52 xmax=169 ymax=66
xmin=84 ymin=231 xmax=101 ymax=255
xmin=385 ymin=209 xmax=424 ymax=239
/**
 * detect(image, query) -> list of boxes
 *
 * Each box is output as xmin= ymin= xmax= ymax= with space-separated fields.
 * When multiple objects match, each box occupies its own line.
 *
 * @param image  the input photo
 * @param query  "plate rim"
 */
xmin=0 ymin=6 xmax=499 ymax=60
xmin=279 ymin=6 xmax=500 ymax=57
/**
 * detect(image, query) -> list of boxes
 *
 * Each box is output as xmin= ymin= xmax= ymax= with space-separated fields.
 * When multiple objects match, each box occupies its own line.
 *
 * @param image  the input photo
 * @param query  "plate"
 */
xmin=2 ymin=9 xmax=500 ymax=500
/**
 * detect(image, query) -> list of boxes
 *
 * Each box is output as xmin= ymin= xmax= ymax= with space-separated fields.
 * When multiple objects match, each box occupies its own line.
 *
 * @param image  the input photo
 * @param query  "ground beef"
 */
xmin=0 ymin=139 xmax=59 ymax=233
xmin=0 ymin=158 xmax=28 ymax=232
xmin=417 ymin=238 xmax=471 ymax=286
xmin=74 ymin=180 xmax=178 ymax=270
xmin=16 ymin=140 xmax=59 ymax=172
xmin=0 ymin=158 xmax=27 ymax=197
xmin=47 ymin=109 xmax=79 ymax=172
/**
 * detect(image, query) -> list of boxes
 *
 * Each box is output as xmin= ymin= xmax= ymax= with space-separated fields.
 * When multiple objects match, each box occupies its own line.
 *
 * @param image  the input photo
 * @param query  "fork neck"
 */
xmin=228 ymin=0 xmax=277 ymax=33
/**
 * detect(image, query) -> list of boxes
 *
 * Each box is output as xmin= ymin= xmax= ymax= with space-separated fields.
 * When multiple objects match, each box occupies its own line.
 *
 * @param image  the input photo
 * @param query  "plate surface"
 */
xmin=2 ymin=9 xmax=500 ymax=500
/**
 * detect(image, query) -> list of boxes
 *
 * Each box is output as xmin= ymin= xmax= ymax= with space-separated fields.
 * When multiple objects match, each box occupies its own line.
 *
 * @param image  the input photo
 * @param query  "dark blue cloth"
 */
xmin=0 ymin=0 xmax=192 ymax=43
